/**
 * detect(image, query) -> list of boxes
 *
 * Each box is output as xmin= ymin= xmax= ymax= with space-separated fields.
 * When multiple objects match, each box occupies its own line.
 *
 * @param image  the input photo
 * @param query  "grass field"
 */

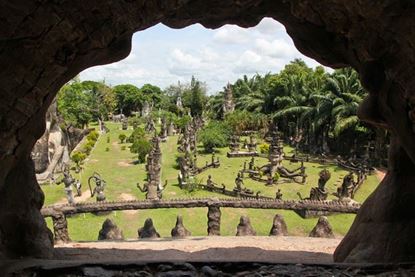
xmin=42 ymin=122 xmax=380 ymax=241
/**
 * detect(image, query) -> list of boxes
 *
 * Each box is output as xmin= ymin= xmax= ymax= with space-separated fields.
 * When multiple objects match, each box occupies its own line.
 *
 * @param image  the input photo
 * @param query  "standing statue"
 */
xmin=56 ymin=167 xmax=81 ymax=204
xmin=249 ymin=157 xmax=255 ymax=170
xmin=88 ymin=172 xmax=106 ymax=202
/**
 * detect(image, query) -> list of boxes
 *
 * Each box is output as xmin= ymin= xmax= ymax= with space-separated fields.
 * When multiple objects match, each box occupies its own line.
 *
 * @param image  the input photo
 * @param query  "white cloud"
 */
xmin=255 ymin=38 xmax=296 ymax=58
xmin=253 ymin=17 xmax=285 ymax=35
xmin=213 ymin=25 xmax=250 ymax=44
xmin=80 ymin=18 xmax=329 ymax=94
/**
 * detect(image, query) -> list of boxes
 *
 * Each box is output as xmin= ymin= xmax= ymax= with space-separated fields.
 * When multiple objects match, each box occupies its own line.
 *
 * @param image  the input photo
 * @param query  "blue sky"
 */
xmin=80 ymin=18 xmax=326 ymax=94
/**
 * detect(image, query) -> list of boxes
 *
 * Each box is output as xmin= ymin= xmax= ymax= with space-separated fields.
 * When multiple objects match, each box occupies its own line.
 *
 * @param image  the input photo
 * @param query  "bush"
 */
xmin=121 ymin=145 xmax=126 ymax=151
xmin=82 ymin=144 xmax=92 ymax=155
xmin=127 ymin=127 xmax=146 ymax=143
xmin=198 ymin=121 xmax=231 ymax=152
xmin=86 ymin=130 xmax=99 ymax=142
xmin=105 ymin=147 xmax=110 ymax=152
xmin=130 ymin=138 xmax=152 ymax=163
xmin=259 ymin=143 xmax=270 ymax=154
xmin=71 ymin=151 xmax=87 ymax=167
xmin=118 ymin=133 xmax=127 ymax=143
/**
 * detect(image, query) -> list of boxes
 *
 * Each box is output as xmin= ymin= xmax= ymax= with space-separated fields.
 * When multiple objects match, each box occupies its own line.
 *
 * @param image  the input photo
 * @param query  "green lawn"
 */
xmin=42 ymin=122 xmax=380 ymax=240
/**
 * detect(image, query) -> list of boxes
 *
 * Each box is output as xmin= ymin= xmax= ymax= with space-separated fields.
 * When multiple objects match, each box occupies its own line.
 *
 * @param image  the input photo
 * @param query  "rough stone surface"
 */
xmin=309 ymin=216 xmax=335 ymax=239
xmin=236 ymin=216 xmax=256 ymax=236
xmin=269 ymin=214 xmax=288 ymax=236
xmin=207 ymin=206 xmax=221 ymax=236
xmin=138 ymin=218 xmax=160 ymax=239
xmin=171 ymin=216 xmax=191 ymax=238
xmin=98 ymin=219 xmax=124 ymax=241
xmin=0 ymin=0 xmax=414 ymax=262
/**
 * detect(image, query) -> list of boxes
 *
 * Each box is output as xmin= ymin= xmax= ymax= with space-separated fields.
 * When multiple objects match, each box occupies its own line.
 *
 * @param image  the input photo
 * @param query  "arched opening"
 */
xmin=1 ymin=0 xmax=414 ymax=270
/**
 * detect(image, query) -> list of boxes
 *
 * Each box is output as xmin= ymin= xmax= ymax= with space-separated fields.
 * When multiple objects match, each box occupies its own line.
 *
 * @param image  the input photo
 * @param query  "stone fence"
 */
xmin=42 ymin=198 xmax=360 ymax=243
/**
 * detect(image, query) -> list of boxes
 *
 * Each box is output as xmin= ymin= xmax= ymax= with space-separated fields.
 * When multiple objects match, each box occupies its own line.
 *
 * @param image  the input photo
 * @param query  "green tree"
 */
xmin=182 ymin=76 xmax=208 ymax=117
xmin=198 ymin=121 xmax=231 ymax=152
xmin=113 ymin=84 xmax=142 ymax=116
xmin=130 ymin=138 xmax=152 ymax=163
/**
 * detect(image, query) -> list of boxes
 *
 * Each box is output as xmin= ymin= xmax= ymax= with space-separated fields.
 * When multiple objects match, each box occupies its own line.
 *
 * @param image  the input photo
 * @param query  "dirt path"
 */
xmin=56 ymin=189 xmax=92 ymax=205
xmin=55 ymin=236 xmax=341 ymax=264
xmin=119 ymin=193 xmax=138 ymax=215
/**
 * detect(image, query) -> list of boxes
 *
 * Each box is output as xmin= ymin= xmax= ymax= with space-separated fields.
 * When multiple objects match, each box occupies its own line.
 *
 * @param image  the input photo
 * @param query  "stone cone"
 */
xmin=138 ymin=218 xmax=160 ymax=239
xmin=309 ymin=216 xmax=335 ymax=238
xmin=98 ymin=218 xmax=124 ymax=240
xmin=171 ymin=215 xmax=191 ymax=238
xmin=236 ymin=216 xmax=256 ymax=236
xmin=269 ymin=214 xmax=288 ymax=236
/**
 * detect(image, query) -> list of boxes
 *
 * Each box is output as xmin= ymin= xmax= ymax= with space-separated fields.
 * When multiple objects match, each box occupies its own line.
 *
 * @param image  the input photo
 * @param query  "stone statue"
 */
xmin=222 ymin=82 xmax=235 ymax=116
xmin=98 ymin=219 xmax=124 ymax=240
xmin=138 ymin=218 xmax=160 ymax=239
xmin=309 ymin=216 xmax=335 ymax=238
xmin=206 ymin=175 xmax=214 ymax=189
xmin=236 ymin=216 xmax=256 ymax=236
xmin=171 ymin=215 xmax=191 ymax=238
xmin=88 ymin=172 xmax=106 ymax=202
xmin=234 ymin=172 xmax=253 ymax=195
xmin=269 ymin=214 xmax=288 ymax=236
xmin=297 ymin=169 xmax=330 ymax=201
xmin=275 ymin=189 xmax=283 ymax=200
xmin=249 ymin=157 xmax=255 ymax=170
xmin=335 ymin=172 xmax=355 ymax=199
xmin=56 ymin=167 xmax=81 ymax=204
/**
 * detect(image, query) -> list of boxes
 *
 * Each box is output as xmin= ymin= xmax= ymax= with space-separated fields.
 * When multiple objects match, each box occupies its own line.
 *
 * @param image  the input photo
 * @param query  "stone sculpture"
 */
xmin=139 ymin=136 xmax=164 ymax=200
xmin=98 ymin=219 xmax=124 ymax=240
xmin=297 ymin=169 xmax=330 ymax=201
xmin=275 ymin=189 xmax=283 ymax=200
xmin=56 ymin=167 xmax=81 ymax=204
xmin=222 ymin=82 xmax=235 ymax=116
xmin=88 ymin=172 xmax=106 ymax=202
xmin=234 ymin=172 xmax=253 ymax=195
xmin=138 ymin=218 xmax=160 ymax=239
xmin=236 ymin=216 xmax=256 ymax=236
xmin=309 ymin=216 xmax=335 ymax=238
xmin=269 ymin=214 xmax=288 ymax=236
xmin=171 ymin=215 xmax=191 ymax=238
xmin=335 ymin=172 xmax=355 ymax=199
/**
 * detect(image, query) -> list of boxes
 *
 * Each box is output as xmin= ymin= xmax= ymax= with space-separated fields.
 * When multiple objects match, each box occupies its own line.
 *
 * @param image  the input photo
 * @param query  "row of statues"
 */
xmin=54 ymin=166 xmax=107 ymax=204
xmin=97 ymin=214 xmax=334 ymax=240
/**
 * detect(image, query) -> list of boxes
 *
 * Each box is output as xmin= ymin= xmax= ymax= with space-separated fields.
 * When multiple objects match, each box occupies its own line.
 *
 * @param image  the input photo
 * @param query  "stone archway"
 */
xmin=1 ymin=1 xmax=414 ymax=262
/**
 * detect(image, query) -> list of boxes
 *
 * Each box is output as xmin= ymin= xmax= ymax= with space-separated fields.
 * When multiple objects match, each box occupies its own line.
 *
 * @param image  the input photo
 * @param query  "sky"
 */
xmin=80 ymin=17 xmax=326 ymax=94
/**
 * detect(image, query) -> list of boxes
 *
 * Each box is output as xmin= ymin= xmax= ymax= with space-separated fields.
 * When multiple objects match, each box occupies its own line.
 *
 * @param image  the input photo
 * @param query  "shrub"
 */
xmin=71 ymin=151 xmax=87 ymax=167
xmin=118 ymin=133 xmax=127 ymax=143
xmin=259 ymin=143 xmax=270 ymax=154
xmin=198 ymin=121 xmax=231 ymax=152
xmin=127 ymin=127 xmax=146 ymax=143
xmin=130 ymin=137 xmax=152 ymax=163
xmin=85 ymin=140 xmax=95 ymax=148
xmin=105 ymin=147 xmax=110 ymax=152
xmin=121 ymin=145 xmax=126 ymax=151
xmin=82 ymin=144 xmax=92 ymax=155
xmin=86 ymin=130 xmax=99 ymax=142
